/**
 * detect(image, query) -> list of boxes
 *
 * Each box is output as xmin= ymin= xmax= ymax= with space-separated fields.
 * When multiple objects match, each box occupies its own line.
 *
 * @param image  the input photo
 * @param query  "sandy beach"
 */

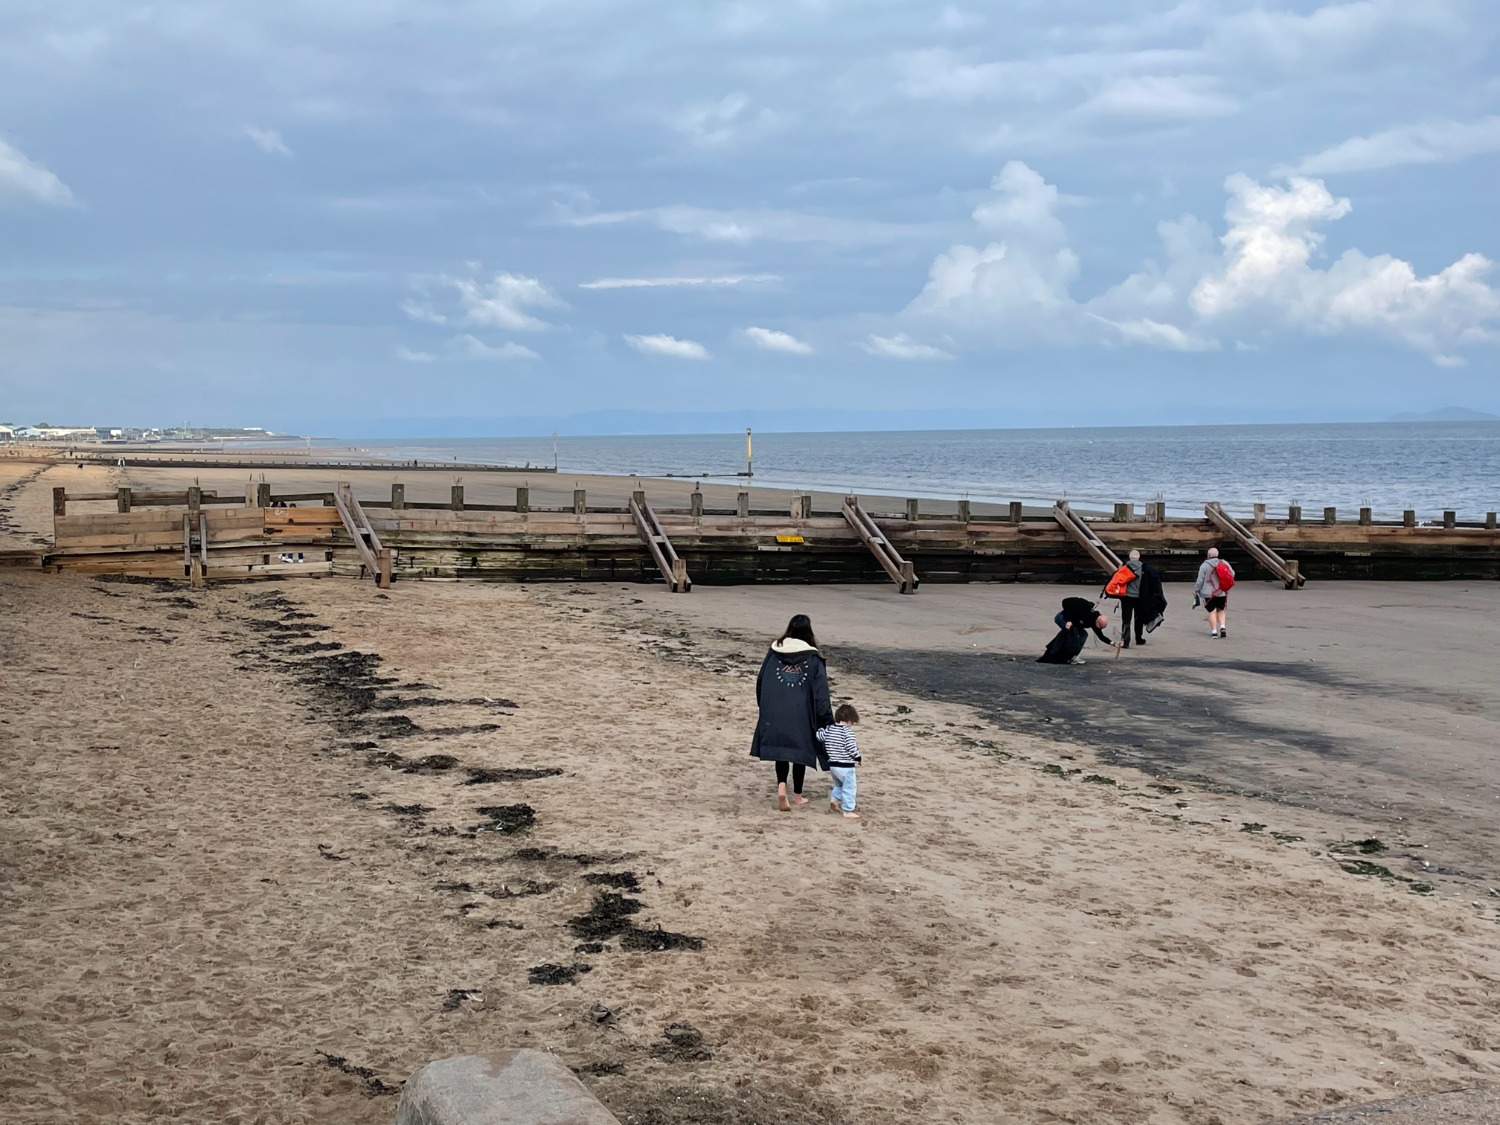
xmin=3 ymin=460 xmax=1499 ymax=1125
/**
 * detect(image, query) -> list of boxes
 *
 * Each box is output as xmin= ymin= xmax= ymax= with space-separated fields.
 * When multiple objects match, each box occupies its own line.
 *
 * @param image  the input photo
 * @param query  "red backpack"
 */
xmin=1214 ymin=559 xmax=1236 ymax=592
xmin=1103 ymin=564 xmax=1134 ymax=598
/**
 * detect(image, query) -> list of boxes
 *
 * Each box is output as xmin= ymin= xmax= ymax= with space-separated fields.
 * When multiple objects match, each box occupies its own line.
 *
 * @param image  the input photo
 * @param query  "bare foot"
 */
xmin=777 ymin=791 xmax=791 ymax=812
xmin=829 ymin=800 xmax=839 ymax=813
xmin=791 ymin=794 xmax=809 ymax=807
xmin=841 ymin=811 xmax=861 ymax=820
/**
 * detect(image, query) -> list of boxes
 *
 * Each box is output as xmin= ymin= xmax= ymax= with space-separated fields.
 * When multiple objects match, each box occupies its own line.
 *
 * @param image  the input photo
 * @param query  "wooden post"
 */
xmin=391 ymin=483 xmax=405 ymax=511
xmin=1286 ymin=559 xmax=1301 ymax=587
xmin=1358 ymin=507 xmax=1372 ymax=526
xmin=798 ymin=494 xmax=812 ymax=520
xmin=957 ymin=500 xmax=971 ymax=524
xmin=516 ymin=487 xmax=529 ymax=514
xmin=690 ymin=490 xmax=703 ymax=519
xmin=1113 ymin=502 xmax=1132 ymax=522
xmin=1288 ymin=505 xmax=1302 ymax=524
xmin=631 ymin=489 xmax=645 ymax=510
xmin=450 ymin=485 xmax=465 ymax=512
xmin=906 ymin=498 xmax=920 ymax=521
xmin=187 ymin=485 xmax=202 ymax=513
xmin=670 ymin=557 xmax=689 ymax=593
xmin=1147 ymin=501 xmax=1166 ymax=524
xmin=1323 ymin=506 xmax=1337 ymax=526
xmin=117 ymin=487 xmax=132 ymax=513
xmin=899 ymin=560 xmax=916 ymax=594
xmin=377 ymin=548 xmax=393 ymax=590
xmin=1009 ymin=501 xmax=1024 ymax=524
xmin=736 ymin=491 xmax=750 ymax=518
xmin=53 ymin=487 xmax=67 ymax=518
xmin=1443 ymin=510 xmax=1456 ymax=529
xmin=1403 ymin=509 xmax=1416 ymax=528
xmin=1252 ymin=503 xmax=1266 ymax=524
xmin=256 ymin=482 xmax=272 ymax=508
xmin=1487 ymin=512 xmax=1497 ymax=530
xmin=574 ymin=489 xmax=587 ymax=515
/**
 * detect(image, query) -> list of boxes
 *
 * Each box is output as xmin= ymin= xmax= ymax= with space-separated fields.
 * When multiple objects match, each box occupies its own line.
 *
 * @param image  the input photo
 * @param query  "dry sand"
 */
xmin=3 ymin=461 xmax=1499 ymax=1125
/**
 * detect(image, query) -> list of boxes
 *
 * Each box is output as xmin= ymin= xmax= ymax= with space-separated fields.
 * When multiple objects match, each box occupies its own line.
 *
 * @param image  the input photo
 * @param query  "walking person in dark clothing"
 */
xmin=1037 ymin=597 xmax=1118 ymax=665
xmin=1118 ymin=549 xmax=1147 ymax=648
xmin=750 ymin=614 xmax=834 ymax=811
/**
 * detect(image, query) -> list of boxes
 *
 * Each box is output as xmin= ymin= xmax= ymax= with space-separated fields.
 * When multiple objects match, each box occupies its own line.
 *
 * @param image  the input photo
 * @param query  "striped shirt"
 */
xmin=816 ymin=723 xmax=861 ymax=767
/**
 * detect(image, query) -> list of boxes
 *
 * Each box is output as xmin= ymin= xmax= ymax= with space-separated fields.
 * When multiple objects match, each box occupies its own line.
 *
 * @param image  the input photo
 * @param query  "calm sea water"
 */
xmin=276 ymin=422 xmax=1500 ymax=520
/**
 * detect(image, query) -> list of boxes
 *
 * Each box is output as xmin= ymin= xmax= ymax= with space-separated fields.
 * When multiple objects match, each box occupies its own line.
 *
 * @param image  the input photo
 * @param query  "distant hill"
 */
xmin=1386 ymin=406 xmax=1499 ymax=422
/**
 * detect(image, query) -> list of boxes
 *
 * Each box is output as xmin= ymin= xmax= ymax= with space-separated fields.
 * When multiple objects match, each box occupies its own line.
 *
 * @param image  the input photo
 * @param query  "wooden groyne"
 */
xmin=38 ymin=484 xmax=1500 ymax=589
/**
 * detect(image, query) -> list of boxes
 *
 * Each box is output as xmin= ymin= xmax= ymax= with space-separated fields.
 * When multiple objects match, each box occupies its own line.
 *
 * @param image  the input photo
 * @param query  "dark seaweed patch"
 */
xmin=475 ymin=804 xmax=536 ymax=834
xmin=1330 ymin=838 xmax=1387 ymax=855
xmin=576 ymin=1061 xmax=625 ymax=1077
xmin=574 ymin=941 xmax=606 ymax=954
xmin=316 ymin=1051 xmax=399 ymax=1097
xmin=486 ymin=880 xmax=555 ymax=899
xmin=651 ymin=1023 xmax=712 ymax=1062
xmin=382 ymin=803 xmax=433 ymax=817
xmin=528 ymin=962 xmax=592 ymax=985
xmin=463 ymin=766 xmax=564 ymax=785
xmin=401 ymin=754 xmax=459 ymax=774
xmin=289 ymin=640 xmax=344 ymax=654
xmin=440 ymin=988 xmax=483 ymax=1012
xmin=619 ymin=926 xmax=705 ymax=953
xmin=568 ymin=891 xmax=643 ymax=940
xmin=582 ymin=871 xmax=642 ymax=890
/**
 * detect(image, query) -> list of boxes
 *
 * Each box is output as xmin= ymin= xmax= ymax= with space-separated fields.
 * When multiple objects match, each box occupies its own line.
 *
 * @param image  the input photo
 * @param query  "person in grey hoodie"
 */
xmin=1195 ymin=547 xmax=1234 ymax=638
xmin=1119 ymin=549 xmax=1146 ymax=649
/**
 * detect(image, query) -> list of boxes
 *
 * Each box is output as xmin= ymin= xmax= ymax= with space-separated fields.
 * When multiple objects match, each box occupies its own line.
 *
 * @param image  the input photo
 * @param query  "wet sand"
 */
xmin=3 ymin=461 xmax=1500 ymax=1124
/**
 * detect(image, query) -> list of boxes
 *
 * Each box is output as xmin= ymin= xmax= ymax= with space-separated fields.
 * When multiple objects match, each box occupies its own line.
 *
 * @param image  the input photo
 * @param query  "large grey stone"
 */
xmin=394 ymin=1051 xmax=621 ymax=1125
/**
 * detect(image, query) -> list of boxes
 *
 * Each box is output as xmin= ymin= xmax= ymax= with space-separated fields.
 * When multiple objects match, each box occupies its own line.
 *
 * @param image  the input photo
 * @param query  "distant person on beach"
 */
xmin=1038 ymin=597 xmax=1118 ymax=665
xmin=750 ymin=614 xmax=833 ymax=812
xmin=817 ymin=703 xmax=862 ymax=820
xmin=1195 ymin=548 xmax=1235 ymax=638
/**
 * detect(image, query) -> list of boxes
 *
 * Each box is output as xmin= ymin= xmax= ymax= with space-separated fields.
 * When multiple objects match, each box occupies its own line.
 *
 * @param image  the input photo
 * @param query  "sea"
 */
xmin=267 ymin=422 xmax=1500 ymax=521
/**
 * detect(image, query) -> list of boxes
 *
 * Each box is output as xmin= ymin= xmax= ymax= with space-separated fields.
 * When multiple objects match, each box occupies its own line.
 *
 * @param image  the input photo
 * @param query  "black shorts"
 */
xmin=1205 ymin=594 xmax=1227 ymax=611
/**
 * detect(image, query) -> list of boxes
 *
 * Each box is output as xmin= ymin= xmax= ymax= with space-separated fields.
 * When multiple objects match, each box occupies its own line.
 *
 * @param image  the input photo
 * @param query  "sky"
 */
xmin=1 ymin=0 xmax=1498 ymax=434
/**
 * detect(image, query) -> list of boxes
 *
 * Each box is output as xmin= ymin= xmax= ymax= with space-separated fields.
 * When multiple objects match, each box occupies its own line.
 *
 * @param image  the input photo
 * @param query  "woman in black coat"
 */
xmin=750 ymin=614 xmax=834 ymax=812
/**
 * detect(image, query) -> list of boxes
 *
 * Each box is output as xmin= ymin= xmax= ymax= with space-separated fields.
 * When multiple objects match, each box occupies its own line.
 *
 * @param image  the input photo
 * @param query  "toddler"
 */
xmin=817 ymin=703 xmax=862 ymax=820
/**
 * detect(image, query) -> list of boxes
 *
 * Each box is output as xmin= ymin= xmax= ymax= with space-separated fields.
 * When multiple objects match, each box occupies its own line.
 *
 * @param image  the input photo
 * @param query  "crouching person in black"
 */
xmin=1037 ymin=597 xmax=1118 ymax=665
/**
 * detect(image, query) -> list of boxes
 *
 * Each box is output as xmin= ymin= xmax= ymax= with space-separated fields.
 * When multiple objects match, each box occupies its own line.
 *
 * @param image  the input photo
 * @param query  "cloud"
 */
xmin=396 ymin=346 xmax=437 ymax=363
xmin=862 ymin=333 xmax=954 ymax=360
xmin=625 ymin=333 xmax=711 ymax=359
xmin=1189 ymin=174 xmax=1500 ymax=357
xmin=1081 ymin=75 xmax=1236 ymax=120
xmin=243 ymin=126 xmax=292 ymax=157
xmin=563 ymin=203 xmax=929 ymax=247
xmin=0 ymin=139 xmax=73 ymax=206
xmin=400 ymin=298 xmax=447 ymax=325
xmin=579 ymin=273 xmax=779 ymax=290
xmin=459 ymin=334 xmax=540 ymax=361
xmin=1288 ymin=116 xmax=1500 ymax=175
xmin=905 ymin=162 xmax=1081 ymax=339
xmin=898 ymin=163 xmax=1499 ymax=362
xmin=673 ymin=92 xmax=779 ymax=146
xmin=451 ymin=272 xmax=564 ymax=332
xmin=1101 ymin=317 xmax=1220 ymax=352
xmin=742 ymin=326 xmax=812 ymax=355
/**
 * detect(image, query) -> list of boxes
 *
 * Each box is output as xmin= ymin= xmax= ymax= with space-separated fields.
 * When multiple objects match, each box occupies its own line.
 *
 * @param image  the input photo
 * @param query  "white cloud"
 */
xmin=0 ymin=139 xmax=73 ymax=206
xmin=1190 ymin=174 xmax=1500 ymax=357
xmin=742 ymin=326 xmax=813 ymax=355
xmin=1289 ymin=116 xmax=1500 ymax=175
xmin=625 ymin=333 xmax=711 ymax=360
xmin=564 ymin=203 xmax=928 ymax=247
xmin=396 ymin=346 xmax=437 ymax=363
xmin=579 ymin=273 xmax=779 ymax=290
xmin=897 ymin=163 xmax=1499 ymax=363
xmin=905 ymin=162 xmax=1081 ymax=338
xmin=400 ymin=298 xmax=447 ymax=325
xmin=1101 ymin=317 xmax=1220 ymax=352
xmin=673 ymin=92 xmax=779 ymax=146
xmin=244 ymin=126 xmax=292 ymax=157
xmin=1081 ymin=75 xmax=1236 ymax=120
xmin=862 ymin=333 xmax=954 ymax=360
xmin=459 ymin=334 xmax=540 ymax=361
xmin=452 ymin=272 xmax=564 ymax=332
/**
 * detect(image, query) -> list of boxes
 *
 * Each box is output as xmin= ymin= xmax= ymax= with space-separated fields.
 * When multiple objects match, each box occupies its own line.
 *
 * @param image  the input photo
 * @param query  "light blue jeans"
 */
xmin=829 ymin=766 xmax=858 ymax=813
